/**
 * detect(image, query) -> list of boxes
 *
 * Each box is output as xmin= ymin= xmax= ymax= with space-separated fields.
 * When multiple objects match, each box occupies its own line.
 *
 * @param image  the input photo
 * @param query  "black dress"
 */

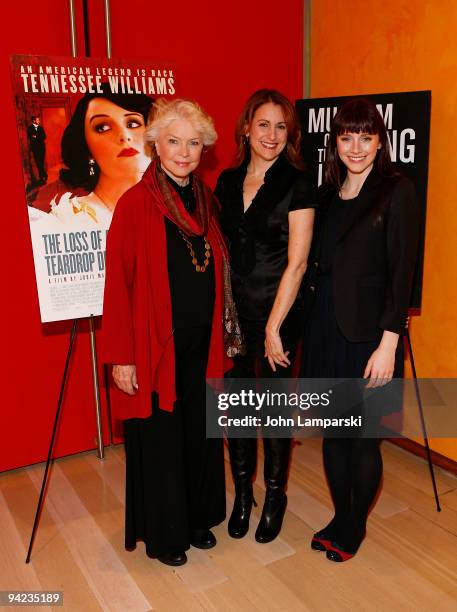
xmin=123 ymin=175 xmax=225 ymax=557
xmin=303 ymin=193 xmax=404 ymax=425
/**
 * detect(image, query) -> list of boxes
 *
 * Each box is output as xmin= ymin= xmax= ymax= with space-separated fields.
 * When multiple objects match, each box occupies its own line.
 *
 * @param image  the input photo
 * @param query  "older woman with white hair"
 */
xmin=103 ymin=99 xmax=243 ymax=566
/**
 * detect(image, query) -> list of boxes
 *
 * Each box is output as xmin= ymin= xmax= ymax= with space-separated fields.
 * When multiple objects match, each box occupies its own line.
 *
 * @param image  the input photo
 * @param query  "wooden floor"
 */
xmin=1 ymin=439 xmax=457 ymax=611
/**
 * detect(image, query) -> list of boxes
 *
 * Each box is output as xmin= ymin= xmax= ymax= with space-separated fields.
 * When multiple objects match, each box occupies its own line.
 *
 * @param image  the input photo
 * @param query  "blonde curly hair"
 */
xmin=144 ymin=98 xmax=217 ymax=157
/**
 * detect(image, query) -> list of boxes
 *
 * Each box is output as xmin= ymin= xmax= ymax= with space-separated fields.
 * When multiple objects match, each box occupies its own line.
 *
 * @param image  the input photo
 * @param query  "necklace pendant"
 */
xmin=178 ymin=228 xmax=210 ymax=272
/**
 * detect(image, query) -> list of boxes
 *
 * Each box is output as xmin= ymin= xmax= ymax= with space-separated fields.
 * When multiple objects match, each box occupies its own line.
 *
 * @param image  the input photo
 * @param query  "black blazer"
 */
xmin=304 ymin=169 xmax=419 ymax=342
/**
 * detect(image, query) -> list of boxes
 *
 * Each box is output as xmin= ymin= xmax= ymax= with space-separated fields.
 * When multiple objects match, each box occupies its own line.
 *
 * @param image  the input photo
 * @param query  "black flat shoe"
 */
xmin=326 ymin=541 xmax=358 ymax=562
xmin=325 ymin=528 xmax=365 ymax=562
xmin=157 ymin=551 xmax=187 ymax=566
xmin=311 ymin=535 xmax=332 ymax=552
xmin=190 ymin=529 xmax=216 ymax=549
xmin=311 ymin=519 xmax=342 ymax=552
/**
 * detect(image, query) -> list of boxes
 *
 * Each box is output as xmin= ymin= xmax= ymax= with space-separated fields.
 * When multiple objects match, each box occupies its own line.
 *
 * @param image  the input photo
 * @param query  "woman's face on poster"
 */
xmin=154 ymin=118 xmax=204 ymax=182
xmin=84 ymin=98 xmax=150 ymax=181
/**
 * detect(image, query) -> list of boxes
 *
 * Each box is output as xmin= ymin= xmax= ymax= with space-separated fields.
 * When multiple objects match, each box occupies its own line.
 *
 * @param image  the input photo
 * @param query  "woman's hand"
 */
xmin=265 ymin=328 xmax=291 ymax=372
xmin=113 ymin=365 xmax=138 ymax=395
xmin=363 ymin=332 xmax=399 ymax=387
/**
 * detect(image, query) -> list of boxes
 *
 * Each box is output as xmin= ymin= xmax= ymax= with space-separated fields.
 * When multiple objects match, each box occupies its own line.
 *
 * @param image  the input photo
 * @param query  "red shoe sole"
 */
xmin=325 ymin=542 xmax=356 ymax=562
xmin=311 ymin=536 xmax=332 ymax=551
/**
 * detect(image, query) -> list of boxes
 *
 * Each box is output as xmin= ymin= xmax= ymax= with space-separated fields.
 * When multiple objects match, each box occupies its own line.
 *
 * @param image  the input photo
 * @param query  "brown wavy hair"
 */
xmin=324 ymin=97 xmax=398 ymax=188
xmin=235 ymin=89 xmax=303 ymax=169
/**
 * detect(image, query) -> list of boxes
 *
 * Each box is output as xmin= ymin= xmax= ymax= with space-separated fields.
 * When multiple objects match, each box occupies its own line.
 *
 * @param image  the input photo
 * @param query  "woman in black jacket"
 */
xmin=215 ymin=89 xmax=315 ymax=543
xmin=304 ymin=98 xmax=419 ymax=561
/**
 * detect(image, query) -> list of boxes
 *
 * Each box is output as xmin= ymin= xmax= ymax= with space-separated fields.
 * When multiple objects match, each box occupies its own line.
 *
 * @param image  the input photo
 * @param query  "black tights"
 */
xmin=319 ymin=437 xmax=382 ymax=551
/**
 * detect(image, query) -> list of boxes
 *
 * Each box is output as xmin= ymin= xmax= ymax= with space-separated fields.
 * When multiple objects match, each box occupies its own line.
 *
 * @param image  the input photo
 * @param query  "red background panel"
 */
xmin=92 ymin=0 xmax=304 ymax=185
xmin=0 ymin=0 xmax=304 ymax=471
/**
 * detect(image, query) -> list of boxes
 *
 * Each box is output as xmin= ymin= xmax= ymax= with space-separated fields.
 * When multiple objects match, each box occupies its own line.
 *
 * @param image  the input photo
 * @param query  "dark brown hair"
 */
xmin=60 ymin=83 xmax=153 ymax=191
xmin=324 ymin=97 xmax=398 ymax=188
xmin=235 ymin=89 xmax=303 ymax=168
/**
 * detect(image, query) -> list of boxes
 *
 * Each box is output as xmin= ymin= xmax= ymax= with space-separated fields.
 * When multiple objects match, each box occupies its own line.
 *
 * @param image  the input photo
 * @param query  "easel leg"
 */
xmin=26 ymin=319 xmax=78 ymax=563
xmin=406 ymin=330 xmax=441 ymax=512
xmin=103 ymin=364 xmax=114 ymax=445
xmin=89 ymin=315 xmax=104 ymax=459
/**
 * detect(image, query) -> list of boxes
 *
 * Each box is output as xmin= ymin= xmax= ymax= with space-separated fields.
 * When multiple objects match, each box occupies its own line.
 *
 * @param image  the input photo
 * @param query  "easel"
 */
xmin=26 ymin=0 xmax=113 ymax=563
xmin=405 ymin=328 xmax=441 ymax=512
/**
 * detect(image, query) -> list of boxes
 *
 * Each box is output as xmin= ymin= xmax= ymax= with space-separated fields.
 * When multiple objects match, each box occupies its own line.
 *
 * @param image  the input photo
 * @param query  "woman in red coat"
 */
xmin=102 ymin=99 xmax=243 ymax=566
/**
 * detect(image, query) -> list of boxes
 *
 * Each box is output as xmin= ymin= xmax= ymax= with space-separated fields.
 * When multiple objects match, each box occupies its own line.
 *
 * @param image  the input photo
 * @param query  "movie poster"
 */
xmin=10 ymin=54 xmax=176 ymax=323
xmin=296 ymin=91 xmax=431 ymax=309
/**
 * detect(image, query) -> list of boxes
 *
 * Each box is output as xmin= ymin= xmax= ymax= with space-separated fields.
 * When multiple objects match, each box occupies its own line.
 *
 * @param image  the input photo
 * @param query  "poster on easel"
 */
xmin=10 ymin=54 xmax=176 ymax=323
xmin=296 ymin=91 xmax=431 ymax=310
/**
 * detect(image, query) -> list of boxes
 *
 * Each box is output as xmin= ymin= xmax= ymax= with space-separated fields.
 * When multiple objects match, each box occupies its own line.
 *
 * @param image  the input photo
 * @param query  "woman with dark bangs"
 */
xmin=215 ymin=89 xmax=316 ymax=543
xmin=303 ymin=98 xmax=419 ymax=561
xmin=29 ymin=84 xmax=153 ymax=223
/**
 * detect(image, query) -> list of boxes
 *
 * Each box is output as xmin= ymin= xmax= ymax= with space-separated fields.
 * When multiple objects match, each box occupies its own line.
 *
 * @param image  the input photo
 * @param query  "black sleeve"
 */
xmin=379 ymin=177 xmax=420 ymax=334
xmin=289 ymin=171 xmax=318 ymax=212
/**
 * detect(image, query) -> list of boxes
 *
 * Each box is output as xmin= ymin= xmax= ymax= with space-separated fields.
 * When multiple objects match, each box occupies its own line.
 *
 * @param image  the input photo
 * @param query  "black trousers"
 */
xmin=234 ymin=309 xmax=302 ymax=379
xmin=123 ymin=326 xmax=226 ymax=557
xmin=229 ymin=309 xmax=302 ymax=484
xmin=31 ymin=146 xmax=46 ymax=181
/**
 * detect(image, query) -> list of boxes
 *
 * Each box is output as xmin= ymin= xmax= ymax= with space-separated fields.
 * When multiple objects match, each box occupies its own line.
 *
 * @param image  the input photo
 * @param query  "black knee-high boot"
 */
xmin=255 ymin=438 xmax=291 ymax=543
xmin=228 ymin=438 xmax=257 ymax=538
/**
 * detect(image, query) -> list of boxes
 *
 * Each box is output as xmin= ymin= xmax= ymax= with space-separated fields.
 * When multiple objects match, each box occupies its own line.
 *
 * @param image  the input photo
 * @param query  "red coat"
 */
xmin=102 ymin=169 xmax=231 ymax=422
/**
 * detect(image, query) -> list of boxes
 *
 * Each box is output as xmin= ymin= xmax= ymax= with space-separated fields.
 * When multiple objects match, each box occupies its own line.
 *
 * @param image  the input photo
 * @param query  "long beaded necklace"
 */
xmin=178 ymin=229 xmax=211 ymax=273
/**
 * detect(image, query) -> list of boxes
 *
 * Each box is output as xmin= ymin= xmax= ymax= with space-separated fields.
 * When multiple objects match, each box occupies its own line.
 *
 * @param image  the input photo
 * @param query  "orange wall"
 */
xmin=311 ymin=0 xmax=457 ymax=460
